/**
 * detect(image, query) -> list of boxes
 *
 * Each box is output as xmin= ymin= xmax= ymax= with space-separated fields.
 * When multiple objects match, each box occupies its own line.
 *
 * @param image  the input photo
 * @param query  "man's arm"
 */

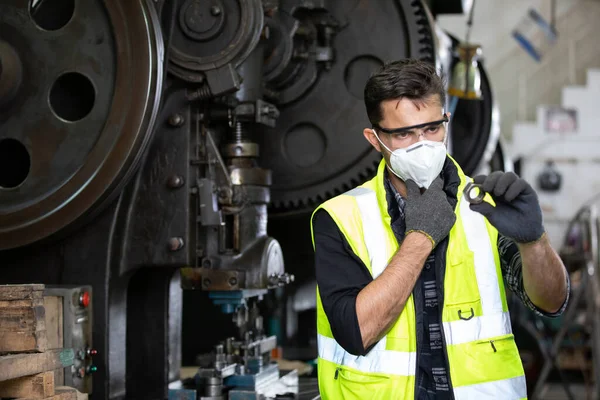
xmin=314 ymin=209 xmax=431 ymax=353
xmin=313 ymin=209 xmax=379 ymax=356
xmin=356 ymin=232 xmax=431 ymax=349
xmin=498 ymin=234 xmax=569 ymax=317
xmin=519 ymin=234 xmax=568 ymax=313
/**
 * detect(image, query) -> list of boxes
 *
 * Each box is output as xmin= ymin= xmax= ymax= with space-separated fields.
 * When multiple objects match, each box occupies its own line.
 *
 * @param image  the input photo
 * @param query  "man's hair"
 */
xmin=364 ymin=59 xmax=446 ymax=126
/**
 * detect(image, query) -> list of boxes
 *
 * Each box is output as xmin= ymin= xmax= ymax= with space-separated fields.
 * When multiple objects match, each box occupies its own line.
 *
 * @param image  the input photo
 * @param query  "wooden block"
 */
xmin=55 ymin=386 xmax=85 ymax=400
xmin=0 ymin=298 xmax=44 ymax=308
xmin=0 ymin=329 xmax=48 ymax=353
xmin=44 ymin=296 xmax=64 ymax=351
xmin=0 ymin=349 xmax=74 ymax=381
xmin=0 ymin=305 xmax=46 ymax=331
xmin=73 ymin=389 xmax=88 ymax=400
xmin=31 ymin=386 xmax=77 ymax=400
xmin=0 ymin=371 xmax=54 ymax=399
xmin=45 ymin=296 xmax=65 ymax=387
xmin=0 ymin=285 xmax=44 ymax=301
xmin=52 ymin=368 xmax=65 ymax=391
xmin=0 ymin=297 xmax=48 ymax=353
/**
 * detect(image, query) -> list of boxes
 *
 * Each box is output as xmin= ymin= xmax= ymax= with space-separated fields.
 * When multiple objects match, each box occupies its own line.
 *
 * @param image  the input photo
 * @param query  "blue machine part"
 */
xmin=167 ymin=388 xmax=197 ymax=400
xmin=208 ymin=289 xmax=268 ymax=313
xmin=228 ymin=369 xmax=299 ymax=400
xmin=225 ymin=363 xmax=280 ymax=389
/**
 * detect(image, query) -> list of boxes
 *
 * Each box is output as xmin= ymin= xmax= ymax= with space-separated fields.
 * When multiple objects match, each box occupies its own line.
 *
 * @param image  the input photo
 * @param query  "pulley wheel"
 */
xmin=0 ymin=0 xmax=164 ymax=250
xmin=168 ymin=0 xmax=263 ymax=81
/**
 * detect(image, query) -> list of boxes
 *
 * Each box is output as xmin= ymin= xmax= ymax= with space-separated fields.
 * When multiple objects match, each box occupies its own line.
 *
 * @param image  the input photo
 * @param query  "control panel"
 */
xmin=44 ymin=285 xmax=95 ymax=394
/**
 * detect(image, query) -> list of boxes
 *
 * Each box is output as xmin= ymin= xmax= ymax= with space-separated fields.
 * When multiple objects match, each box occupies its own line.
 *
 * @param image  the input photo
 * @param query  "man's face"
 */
xmin=363 ymin=95 xmax=448 ymax=160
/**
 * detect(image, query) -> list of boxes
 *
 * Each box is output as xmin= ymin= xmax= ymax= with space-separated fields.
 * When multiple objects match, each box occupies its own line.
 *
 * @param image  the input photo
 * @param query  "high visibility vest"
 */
xmin=311 ymin=158 xmax=527 ymax=400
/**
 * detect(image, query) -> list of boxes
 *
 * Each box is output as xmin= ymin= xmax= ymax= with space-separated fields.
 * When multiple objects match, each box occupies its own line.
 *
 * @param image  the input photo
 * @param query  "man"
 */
xmin=311 ymin=59 xmax=569 ymax=399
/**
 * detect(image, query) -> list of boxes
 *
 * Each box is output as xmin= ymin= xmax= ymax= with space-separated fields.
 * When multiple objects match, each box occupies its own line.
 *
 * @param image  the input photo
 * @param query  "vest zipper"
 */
xmin=334 ymin=367 xmax=341 ymax=380
xmin=490 ymin=340 xmax=497 ymax=352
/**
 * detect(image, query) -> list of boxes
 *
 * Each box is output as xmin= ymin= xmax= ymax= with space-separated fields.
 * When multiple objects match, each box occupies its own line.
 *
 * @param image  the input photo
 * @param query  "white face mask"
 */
xmin=373 ymin=131 xmax=447 ymax=189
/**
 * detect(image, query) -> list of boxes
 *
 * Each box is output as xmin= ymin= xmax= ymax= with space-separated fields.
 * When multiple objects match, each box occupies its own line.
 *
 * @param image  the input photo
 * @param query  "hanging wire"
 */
xmin=550 ymin=0 xmax=556 ymax=30
xmin=465 ymin=0 xmax=476 ymax=44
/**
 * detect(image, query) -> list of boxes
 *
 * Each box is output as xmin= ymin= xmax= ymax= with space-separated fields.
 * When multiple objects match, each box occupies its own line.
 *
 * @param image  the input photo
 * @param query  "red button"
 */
xmin=79 ymin=291 xmax=90 ymax=308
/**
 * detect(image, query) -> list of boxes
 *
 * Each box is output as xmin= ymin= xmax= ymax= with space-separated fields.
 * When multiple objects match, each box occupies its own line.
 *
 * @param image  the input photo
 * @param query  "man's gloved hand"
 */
xmin=405 ymin=177 xmax=456 ymax=248
xmin=469 ymin=171 xmax=545 ymax=244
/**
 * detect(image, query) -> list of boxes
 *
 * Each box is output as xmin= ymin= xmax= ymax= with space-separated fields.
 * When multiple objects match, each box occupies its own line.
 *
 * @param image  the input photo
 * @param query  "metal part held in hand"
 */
xmin=464 ymin=182 xmax=486 ymax=205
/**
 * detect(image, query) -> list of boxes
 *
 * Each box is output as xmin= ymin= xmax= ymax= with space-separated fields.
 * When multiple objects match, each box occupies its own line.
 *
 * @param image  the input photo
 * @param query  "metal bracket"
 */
xmin=203 ymin=125 xmax=233 ymax=205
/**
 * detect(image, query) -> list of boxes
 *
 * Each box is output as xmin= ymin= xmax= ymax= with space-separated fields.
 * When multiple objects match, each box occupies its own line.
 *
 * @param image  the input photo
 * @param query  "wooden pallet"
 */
xmin=0 ymin=285 xmax=87 ymax=400
xmin=0 ymin=284 xmax=47 ymax=354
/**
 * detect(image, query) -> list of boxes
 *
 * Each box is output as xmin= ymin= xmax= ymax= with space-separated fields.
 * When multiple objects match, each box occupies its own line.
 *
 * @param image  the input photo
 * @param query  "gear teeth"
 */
xmin=269 ymin=1 xmax=434 ymax=215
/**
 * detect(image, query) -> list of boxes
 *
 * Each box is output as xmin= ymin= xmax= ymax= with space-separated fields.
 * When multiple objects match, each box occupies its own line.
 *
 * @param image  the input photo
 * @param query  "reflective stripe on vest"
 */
xmin=453 ymin=376 xmax=527 ymax=399
xmin=318 ymin=334 xmax=416 ymax=376
xmin=442 ymin=195 xmax=512 ymax=345
xmin=346 ymin=187 xmax=388 ymax=278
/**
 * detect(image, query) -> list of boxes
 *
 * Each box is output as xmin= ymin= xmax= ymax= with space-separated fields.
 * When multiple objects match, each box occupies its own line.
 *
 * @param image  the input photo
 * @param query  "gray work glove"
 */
xmin=469 ymin=171 xmax=545 ymax=244
xmin=405 ymin=177 xmax=456 ymax=248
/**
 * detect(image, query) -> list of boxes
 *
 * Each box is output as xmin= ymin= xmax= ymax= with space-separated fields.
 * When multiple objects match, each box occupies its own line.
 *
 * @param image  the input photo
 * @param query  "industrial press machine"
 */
xmin=0 ymin=1 xmax=507 ymax=399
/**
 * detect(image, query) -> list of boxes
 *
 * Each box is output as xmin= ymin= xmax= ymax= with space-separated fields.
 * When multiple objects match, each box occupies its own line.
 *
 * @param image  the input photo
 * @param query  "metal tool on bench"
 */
xmin=168 ymin=298 xmax=298 ymax=400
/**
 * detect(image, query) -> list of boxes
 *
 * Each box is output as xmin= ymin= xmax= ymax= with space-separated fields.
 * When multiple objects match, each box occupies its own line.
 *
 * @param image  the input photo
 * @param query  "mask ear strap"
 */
xmin=372 ymin=129 xmax=394 ymax=154
xmin=441 ymin=111 xmax=449 ymax=147
xmin=372 ymin=129 xmax=404 ymax=179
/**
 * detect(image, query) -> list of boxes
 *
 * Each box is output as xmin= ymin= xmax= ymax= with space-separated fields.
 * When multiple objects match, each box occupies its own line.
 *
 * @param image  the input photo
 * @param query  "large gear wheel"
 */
xmin=0 ymin=0 xmax=163 ymax=250
xmin=260 ymin=0 xmax=436 ymax=214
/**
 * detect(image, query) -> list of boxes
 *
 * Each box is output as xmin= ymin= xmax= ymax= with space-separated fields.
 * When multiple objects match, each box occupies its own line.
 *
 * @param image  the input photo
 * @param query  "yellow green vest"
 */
xmin=311 ymin=158 xmax=526 ymax=400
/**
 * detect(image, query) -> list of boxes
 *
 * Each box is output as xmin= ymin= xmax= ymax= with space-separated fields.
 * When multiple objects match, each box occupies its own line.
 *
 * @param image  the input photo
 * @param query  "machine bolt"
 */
xmin=167 ymin=237 xmax=184 ymax=251
xmin=228 ymin=277 xmax=238 ymax=286
xmin=167 ymin=175 xmax=184 ymax=189
xmin=168 ymin=113 xmax=184 ymax=127
xmin=203 ymin=278 xmax=211 ymax=287
xmin=210 ymin=5 xmax=222 ymax=16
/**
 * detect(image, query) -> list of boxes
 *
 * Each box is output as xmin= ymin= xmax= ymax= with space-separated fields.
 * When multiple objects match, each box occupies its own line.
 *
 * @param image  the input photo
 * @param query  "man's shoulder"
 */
xmin=314 ymin=185 xmax=372 ymax=213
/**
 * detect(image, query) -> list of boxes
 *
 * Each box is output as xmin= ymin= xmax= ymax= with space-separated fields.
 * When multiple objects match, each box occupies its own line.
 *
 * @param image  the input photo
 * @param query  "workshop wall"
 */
xmin=437 ymin=0 xmax=600 ymax=140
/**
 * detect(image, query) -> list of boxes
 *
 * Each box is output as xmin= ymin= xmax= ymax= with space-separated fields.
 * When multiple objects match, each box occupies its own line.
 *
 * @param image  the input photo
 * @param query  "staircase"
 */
xmin=486 ymin=1 xmax=600 ymax=140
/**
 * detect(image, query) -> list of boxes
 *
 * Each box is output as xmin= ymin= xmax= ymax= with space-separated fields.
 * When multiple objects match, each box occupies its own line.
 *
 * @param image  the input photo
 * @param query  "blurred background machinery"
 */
xmin=0 ymin=0 xmax=509 ymax=399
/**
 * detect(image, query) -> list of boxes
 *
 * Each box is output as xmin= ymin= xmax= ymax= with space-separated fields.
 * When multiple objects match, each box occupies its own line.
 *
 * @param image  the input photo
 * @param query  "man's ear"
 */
xmin=363 ymin=128 xmax=382 ymax=153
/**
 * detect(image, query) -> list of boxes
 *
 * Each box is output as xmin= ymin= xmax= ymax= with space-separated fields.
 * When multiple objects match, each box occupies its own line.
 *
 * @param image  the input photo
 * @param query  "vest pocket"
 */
xmin=448 ymin=333 xmax=525 ymax=388
xmin=474 ymin=334 xmax=517 ymax=353
xmin=335 ymin=366 xmax=408 ymax=400
xmin=444 ymin=249 xmax=481 ymax=307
